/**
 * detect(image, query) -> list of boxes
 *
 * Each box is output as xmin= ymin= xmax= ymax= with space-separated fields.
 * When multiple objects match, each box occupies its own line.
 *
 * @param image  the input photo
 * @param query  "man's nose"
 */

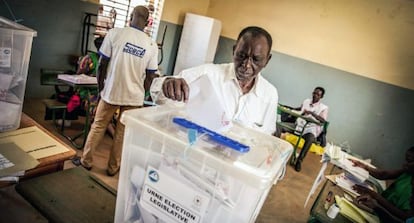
xmin=243 ymin=57 xmax=253 ymax=68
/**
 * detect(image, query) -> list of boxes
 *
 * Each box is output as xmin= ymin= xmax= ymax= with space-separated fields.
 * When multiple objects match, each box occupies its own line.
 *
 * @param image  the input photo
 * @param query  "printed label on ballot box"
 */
xmin=140 ymin=165 xmax=211 ymax=223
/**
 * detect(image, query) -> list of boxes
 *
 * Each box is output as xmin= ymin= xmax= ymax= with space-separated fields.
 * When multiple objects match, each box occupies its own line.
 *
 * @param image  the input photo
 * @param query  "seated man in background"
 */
xmin=44 ymin=38 xmax=104 ymax=126
xmin=351 ymin=146 xmax=414 ymax=222
xmin=278 ymin=87 xmax=328 ymax=172
xmin=50 ymin=37 xmax=104 ymax=127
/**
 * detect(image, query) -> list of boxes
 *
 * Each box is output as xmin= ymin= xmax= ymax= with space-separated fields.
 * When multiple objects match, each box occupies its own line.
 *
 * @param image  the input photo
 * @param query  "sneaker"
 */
xmin=106 ymin=168 xmax=119 ymax=177
xmin=72 ymin=156 xmax=92 ymax=171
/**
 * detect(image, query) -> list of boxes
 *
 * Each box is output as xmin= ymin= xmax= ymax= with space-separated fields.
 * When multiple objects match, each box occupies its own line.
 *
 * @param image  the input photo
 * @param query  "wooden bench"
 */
xmin=40 ymin=68 xmax=76 ymax=132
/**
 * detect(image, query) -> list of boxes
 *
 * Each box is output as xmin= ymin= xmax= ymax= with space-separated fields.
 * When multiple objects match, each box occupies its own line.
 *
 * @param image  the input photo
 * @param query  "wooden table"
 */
xmin=0 ymin=113 xmax=76 ymax=187
xmin=57 ymin=75 xmax=98 ymax=149
xmin=308 ymin=180 xmax=353 ymax=222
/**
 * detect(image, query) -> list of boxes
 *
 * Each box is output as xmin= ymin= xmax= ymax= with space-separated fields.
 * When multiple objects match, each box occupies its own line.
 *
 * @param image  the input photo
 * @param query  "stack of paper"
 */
xmin=57 ymin=74 xmax=97 ymax=84
xmin=335 ymin=195 xmax=379 ymax=223
xmin=328 ymin=149 xmax=370 ymax=183
xmin=333 ymin=173 xmax=372 ymax=197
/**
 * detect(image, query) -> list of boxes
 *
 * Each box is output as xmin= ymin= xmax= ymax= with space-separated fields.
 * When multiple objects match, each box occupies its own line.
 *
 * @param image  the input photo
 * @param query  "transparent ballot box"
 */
xmin=115 ymin=105 xmax=293 ymax=223
xmin=0 ymin=16 xmax=37 ymax=132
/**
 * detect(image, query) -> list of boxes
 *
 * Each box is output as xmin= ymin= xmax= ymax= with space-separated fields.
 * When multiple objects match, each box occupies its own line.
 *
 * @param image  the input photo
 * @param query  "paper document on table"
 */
xmin=0 ymin=143 xmax=39 ymax=178
xmin=0 ymin=126 xmax=70 ymax=159
xmin=335 ymin=195 xmax=379 ymax=223
xmin=329 ymin=150 xmax=369 ymax=183
xmin=185 ymin=75 xmax=231 ymax=132
xmin=58 ymin=74 xmax=97 ymax=84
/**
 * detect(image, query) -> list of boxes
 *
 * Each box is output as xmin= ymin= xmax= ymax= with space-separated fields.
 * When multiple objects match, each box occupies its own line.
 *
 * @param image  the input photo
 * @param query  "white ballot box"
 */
xmin=115 ymin=105 xmax=293 ymax=223
xmin=0 ymin=16 xmax=37 ymax=132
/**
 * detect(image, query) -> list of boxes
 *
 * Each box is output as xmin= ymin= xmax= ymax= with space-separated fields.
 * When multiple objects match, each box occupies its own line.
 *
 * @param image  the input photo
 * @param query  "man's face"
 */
xmin=312 ymin=89 xmax=323 ymax=103
xmin=233 ymin=34 xmax=271 ymax=82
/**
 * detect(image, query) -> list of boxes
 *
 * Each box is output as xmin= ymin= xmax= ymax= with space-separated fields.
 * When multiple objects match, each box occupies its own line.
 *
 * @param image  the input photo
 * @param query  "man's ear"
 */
xmin=232 ymin=45 xmax=236 ymax=55
xmin=264 ymin=53 xmax=272 ymax=66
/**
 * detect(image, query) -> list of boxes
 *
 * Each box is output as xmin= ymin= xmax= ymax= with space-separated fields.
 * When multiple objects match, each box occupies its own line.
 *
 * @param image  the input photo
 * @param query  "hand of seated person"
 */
xmin=355 ymin=194 xmax=378 ymax=213
xmin=302 ymin=109 xmax=311 ymax=115
xmin=349 ymin=158 xmax=368 ymax=169
xmin=353 ymin=184 xmax=378 ymax=197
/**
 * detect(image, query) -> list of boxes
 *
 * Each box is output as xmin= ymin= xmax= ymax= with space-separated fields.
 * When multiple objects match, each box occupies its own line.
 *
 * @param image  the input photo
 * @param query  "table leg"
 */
xmin=59 ymin=90 xmax=95 ymax=149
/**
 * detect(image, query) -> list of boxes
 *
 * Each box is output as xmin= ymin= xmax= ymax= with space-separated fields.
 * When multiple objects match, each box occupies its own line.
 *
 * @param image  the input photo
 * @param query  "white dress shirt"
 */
xmin=150 ymin=63 xmax=279 ymax=135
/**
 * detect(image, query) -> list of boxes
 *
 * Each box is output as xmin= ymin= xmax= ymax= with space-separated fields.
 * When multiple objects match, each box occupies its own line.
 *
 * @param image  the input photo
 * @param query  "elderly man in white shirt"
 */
xmin=150 ymin=26 xmax=278 ymax=135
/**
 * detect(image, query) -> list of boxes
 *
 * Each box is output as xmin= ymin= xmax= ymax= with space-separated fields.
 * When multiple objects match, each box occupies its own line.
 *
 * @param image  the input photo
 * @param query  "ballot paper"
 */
xmin=0 ymin=100 xmax=21 ymax=131
xmin=0 ymin=74 xmax=13 ymax=100
xmin=331 ymin=152 xmax=370 ymax=183
xmin=185 ymin=75 xmax=231 ymax=133
xmin=324 ymin=143 xmax=370 ymax=183
xmin=57 ymin=74 xmax=97 ymax=84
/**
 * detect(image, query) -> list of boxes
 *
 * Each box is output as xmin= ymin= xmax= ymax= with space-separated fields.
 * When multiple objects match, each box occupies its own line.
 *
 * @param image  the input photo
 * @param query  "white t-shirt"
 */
xmin=99 ymin=27 xmax=158 ymax=106
xmin=295 ymin=98 xmax=328 ymax=137
xmin=151 ymin=63 xmax=279 ymax=135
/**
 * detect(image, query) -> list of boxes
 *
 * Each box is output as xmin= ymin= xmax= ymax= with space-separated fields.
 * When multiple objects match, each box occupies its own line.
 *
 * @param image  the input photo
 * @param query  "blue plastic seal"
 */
xmin=172 ymin=117 xmax=250 ymax=153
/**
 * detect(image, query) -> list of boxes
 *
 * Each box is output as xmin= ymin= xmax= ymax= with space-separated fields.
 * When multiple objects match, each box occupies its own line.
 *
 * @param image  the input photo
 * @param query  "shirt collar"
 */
xmin=130 ymin=25 xmax=144 ymax=31
xmin=310 ymin=100 xmax=321 ymax=107
xmin=226 ymin=63 xmax=262 ymax=96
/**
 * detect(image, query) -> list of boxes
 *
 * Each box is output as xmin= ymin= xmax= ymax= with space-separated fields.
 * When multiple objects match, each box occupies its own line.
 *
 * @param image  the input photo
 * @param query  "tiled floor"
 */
xmin=22 ymin=98 xmax=332 ymax=223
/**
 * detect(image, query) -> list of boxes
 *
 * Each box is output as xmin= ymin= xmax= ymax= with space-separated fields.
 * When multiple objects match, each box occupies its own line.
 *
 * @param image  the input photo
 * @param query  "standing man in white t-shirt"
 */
xmin=72 ymin=5 xmax=159 ymax=176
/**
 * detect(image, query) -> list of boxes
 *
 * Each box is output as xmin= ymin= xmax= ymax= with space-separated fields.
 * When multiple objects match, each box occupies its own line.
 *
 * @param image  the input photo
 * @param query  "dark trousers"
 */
xmin=298 ymin=133 xmax=316 ymax=161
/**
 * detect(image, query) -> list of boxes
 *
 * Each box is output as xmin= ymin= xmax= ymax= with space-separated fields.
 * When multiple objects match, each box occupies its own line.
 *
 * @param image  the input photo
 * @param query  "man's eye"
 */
xmin=236 ymin=54 xmax=245 ymax=60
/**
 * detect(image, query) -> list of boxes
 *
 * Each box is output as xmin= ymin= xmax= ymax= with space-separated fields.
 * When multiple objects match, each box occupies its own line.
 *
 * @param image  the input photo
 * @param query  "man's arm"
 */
xmin=356 ymin=194 xmax=412 ymax=221
xmin=350 ymin=159 xmax=405 ymax=180
xmin=144 ymin=71 xmax=159 ymax=93
xmin=96 ymin=56 xmax=109 ymax=94
xmin=303 ymin=107 xmax=327 ymax=123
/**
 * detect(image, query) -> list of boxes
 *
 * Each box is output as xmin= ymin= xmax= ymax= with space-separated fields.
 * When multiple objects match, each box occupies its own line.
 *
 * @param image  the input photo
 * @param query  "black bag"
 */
xmin=281 ymin=112 xmax=297 ymax=123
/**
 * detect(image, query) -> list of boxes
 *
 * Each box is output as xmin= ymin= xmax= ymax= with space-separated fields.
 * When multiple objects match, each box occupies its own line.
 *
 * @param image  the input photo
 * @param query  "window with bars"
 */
xmin=97 ymin=0 xmax=164 ymax=41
